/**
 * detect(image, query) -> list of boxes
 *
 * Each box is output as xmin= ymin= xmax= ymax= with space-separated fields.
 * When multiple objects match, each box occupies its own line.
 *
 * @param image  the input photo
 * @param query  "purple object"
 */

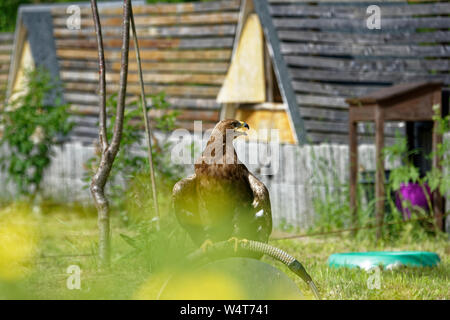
xmin=395 ymin=182 xmax=431 ymax=219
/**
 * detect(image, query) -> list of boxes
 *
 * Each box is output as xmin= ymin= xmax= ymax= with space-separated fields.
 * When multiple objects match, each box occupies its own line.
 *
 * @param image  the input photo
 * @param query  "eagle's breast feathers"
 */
xmin=172 ymin=120 xmax=272 ymax=250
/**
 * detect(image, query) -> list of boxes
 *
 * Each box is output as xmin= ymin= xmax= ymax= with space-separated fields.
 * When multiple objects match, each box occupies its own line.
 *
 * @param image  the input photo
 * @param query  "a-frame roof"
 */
xmin=252 ymin=0 xmax=450 ymax=144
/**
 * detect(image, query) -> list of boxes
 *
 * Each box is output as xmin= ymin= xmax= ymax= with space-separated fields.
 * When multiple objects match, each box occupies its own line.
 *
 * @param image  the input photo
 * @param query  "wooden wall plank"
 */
xmin=59 ymin=60 xmax=229 ymax=74
xmin=63 ymin=82 xmax=220 ymax=98
xmin=67 ymin=96 xmax=221 ymax=112
xmin=285 ymin=56 xmax=450 ymax=73
xmin=292 ymin=81 xmax=383 ymax=97
xmin=296 ymin=94 xmax=348 ymax=109
xmin=60 ymin=70 xmax=225 ymax=85
xmin=56 ymin=48 xmax=232 ymax=61
xmin=53 ymin=25 xmax=237 ymax=39
xmin=56 ymin=37 xmax=234 ymax=50
xmin=281 ymin=43 xmax=450 ymax=58
xmin=0 ymin=32 xmax=13 ymax=106
xmin=278 ymin=30 xmax=450 ymax=45
xmin=51 ymin=0 xmax=241 ymax=16
xmin=53 ymin=12 xmax=239 ymax=28
xmin=274 ymin=17 xmax=450 ymax=30
xmin=289 ymin=68 xmax=450 ymax=84
xmin=269 ymin=0 xmax=429 ymax=4
xmin=270 ymin=3 xmax=450 ymax=17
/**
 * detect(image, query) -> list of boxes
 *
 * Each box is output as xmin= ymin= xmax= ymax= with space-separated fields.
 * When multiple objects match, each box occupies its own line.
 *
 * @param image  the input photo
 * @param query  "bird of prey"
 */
xmin=173 ymin=120 xmax=272 ymax=256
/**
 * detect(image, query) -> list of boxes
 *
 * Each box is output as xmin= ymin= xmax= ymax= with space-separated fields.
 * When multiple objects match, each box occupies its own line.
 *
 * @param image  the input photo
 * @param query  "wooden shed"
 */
xmin=218 ymin=0 xmax=450 ymax=144
xmin=4 ymin=0 xmax=450 ymax=145
xmin=7 ymin=0 xmax=241 ymax=144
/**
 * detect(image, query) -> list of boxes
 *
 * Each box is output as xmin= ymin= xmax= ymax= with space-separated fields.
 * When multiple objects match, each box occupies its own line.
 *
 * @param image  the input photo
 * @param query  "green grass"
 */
xmin=271 ymin=236 xmax=449 ymax=300
xmin=0 ymin=204 xmax=448 ymax=300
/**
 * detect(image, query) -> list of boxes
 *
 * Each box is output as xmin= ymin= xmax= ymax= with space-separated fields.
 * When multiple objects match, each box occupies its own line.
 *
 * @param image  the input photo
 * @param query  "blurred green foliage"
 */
xmin=1 ymin=204 xmax=448 ymax=300
xmin=0 ymin=0 xmax=76 ymax=32
xmin=0 ymin=67 xmax=73 ymax=197
xmin=306 ymin=108 xmax=449 ymax=239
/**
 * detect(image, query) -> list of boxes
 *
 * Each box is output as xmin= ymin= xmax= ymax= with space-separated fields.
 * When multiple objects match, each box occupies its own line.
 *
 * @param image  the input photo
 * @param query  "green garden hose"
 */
xmin=186 ymin=239 xmax=321 ymax=300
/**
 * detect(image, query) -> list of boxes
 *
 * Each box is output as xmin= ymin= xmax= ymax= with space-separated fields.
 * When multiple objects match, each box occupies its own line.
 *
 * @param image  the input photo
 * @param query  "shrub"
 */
xmin=0 ymin=67 xmax=73 ymax=197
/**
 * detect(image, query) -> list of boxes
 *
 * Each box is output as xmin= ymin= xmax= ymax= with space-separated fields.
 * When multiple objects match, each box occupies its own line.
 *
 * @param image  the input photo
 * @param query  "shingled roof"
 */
xmin=263 ymin=0 xmax=450 ymax=143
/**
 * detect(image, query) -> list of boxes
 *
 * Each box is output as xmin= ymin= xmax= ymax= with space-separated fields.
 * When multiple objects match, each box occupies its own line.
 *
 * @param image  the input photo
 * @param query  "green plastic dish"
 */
xmin=328 ymin=251 xmax=440 ymax=270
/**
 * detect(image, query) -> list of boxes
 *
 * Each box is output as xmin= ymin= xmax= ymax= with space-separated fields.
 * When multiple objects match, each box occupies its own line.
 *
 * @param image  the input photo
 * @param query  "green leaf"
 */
xmin=120 ymin=234 xmax=140 ymax=250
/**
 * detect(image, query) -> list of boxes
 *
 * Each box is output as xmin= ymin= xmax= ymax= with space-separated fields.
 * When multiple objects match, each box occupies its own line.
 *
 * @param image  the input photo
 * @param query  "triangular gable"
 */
xmin=217 ymin=0 xmax=307 ymax=145
xmin=217 ymin=14 xmax=265 ymax=104
xmin=9 ymin=39 xmax=34 ymax=102
xmin=7 ymin=7 xmax=62 ymax=105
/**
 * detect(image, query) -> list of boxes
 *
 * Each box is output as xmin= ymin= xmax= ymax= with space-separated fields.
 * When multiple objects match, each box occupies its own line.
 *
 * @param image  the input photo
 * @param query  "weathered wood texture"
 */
xmin=268 ymin=0 xmax=450 ymax=143
xmin=51 ymin=0 xmax=241 ymax=143
xmin=0 ymin=33 xmax=13 ymax=106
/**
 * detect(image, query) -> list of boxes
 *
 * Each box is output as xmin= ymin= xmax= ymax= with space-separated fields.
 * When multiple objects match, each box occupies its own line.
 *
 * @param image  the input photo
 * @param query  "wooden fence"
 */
xmin=0 ymin=139 xmax=424 ymax=226
xmin=1 ymin=134 xmax=448 ymax=229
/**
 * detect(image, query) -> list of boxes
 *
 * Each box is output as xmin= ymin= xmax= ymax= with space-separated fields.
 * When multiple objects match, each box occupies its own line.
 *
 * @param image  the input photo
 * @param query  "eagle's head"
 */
xmin=211 ymin=119 xmax=250 ymax=140
xmin=199 ymin=120 xmax=250 ymax=166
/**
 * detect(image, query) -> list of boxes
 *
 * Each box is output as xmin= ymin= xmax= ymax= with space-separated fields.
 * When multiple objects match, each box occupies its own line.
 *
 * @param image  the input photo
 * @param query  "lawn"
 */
xmin=0 ymin=203 xmax=448 ymax=300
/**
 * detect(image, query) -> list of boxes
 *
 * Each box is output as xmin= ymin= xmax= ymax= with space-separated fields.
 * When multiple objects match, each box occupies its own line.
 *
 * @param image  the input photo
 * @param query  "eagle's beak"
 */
xmin=236 ymin=121 xmax=250 ymax=137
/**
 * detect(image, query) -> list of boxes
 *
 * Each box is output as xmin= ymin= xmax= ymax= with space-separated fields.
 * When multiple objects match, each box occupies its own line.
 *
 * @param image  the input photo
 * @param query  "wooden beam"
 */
xmin=51 ymin=0 xmax=240 ymax=16
xmin=432 ymin=89 xmax=444 ymax=231
xmin=265 ymin=41 xmax=274 ymax=103
xmin=54 ymin=25 xmax=237 ymax=39
xmin=232 ymin=0 xmax=254 ymax=59
xmin=375 ymin=106 xmax=385 ymax=240
xmin=349 ymin=119 xmax=358 ymax=232
xmin=56 ymin=48 xmax=232 ymax=61
xmin=254 ymin=0 xmax=307 ymax=144
xmin=53 ymin=12 xmax=239 ymax=28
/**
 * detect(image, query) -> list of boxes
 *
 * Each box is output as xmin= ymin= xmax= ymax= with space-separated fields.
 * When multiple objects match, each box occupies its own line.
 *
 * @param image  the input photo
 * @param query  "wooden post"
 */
xmin=375 ymin=107 xmax=385 ymax=240
xmin=265 ymin=42 xmax=274 ymax=103
xmin=349 ymin=119 xmax=358 ymax=231
xmin=432 ymin=89 xmax=444 ymax=231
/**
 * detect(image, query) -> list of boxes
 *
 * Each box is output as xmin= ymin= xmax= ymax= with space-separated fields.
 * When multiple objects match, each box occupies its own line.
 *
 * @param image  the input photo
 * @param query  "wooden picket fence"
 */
xmin=0 ymin=138 xmax=423 ymax=228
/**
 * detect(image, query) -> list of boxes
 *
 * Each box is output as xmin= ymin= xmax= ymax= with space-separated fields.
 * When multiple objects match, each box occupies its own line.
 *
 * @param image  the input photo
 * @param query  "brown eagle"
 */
xmin=172 ymin=120 xmax=272 ymax=255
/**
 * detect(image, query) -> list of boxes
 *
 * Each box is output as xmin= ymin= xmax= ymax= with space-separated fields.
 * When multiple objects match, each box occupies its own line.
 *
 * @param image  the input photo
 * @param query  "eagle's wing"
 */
xmin=246 ymin=172 xmax=272 ymax=242
xmin=172 ymin=174 xmax=204 ymax=245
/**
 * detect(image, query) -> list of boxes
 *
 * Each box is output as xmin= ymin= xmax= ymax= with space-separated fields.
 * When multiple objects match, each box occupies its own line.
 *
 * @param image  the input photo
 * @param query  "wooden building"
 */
xmin=4 ymin=0 xmax=450 ymax=145
xmin=7 ymin=0 xmax=241 ymax=144
xmin=219 ymin=0 xmax=450 ymax=144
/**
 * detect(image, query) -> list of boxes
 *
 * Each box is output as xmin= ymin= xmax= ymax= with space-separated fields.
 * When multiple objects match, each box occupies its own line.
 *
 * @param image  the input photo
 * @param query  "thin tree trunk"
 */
xmin=89 ymin=0 xmax=131 ymax=267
